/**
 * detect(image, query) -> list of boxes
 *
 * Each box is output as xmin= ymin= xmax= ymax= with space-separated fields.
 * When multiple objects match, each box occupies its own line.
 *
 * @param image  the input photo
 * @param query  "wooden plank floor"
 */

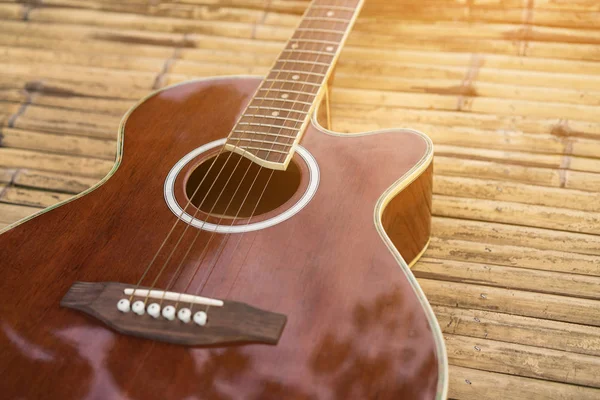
xmin=1 ymin=0 xmax=600 ymax=398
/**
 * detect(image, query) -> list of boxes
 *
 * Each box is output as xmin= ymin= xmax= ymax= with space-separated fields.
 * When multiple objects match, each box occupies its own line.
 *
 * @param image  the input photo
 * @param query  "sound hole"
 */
xmin=185 ymin=151 xmax=302 ymax=219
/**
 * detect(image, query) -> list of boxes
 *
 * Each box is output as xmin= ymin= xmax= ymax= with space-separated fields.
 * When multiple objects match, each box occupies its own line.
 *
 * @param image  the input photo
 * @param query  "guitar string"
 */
xmin=173 ymin=4 xmax=332 ymax=310
xmin=127 ymin=1 xmax=354 ymax=389
xmin=187 ymin=1 xmax=351 ymax=312
xmin=141 ymin=142 xmax=252 ymax=303
xmin=159 ymin=145 xmax=269 ymax=307
xmin=126 ymin=1 xmax=357 ymax=391
xmin=209 ymin=0 xmax=358 ymax=305
xmin=143 ymin=1 xmax=324 ymax=307
xmin=128 ymin=1 xmax=321 ymax=304
xmin=127 ymin=0 xmax=352 ymax=319
xmin=155 ymin=0 xmax=347 ymax=312
xmin=128 ymin=118 xmax=256 ymax=303
xmin=139 ymin=89 xmax=297 ymax=306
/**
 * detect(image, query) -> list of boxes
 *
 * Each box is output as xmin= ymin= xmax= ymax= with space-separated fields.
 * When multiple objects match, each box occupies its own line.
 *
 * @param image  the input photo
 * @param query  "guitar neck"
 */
xmin=224 ymin=0 xmax=365 ymax=170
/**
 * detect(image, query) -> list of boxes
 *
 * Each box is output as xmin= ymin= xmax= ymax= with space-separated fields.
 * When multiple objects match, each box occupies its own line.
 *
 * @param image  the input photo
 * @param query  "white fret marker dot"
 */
xmin=272 ymin=111 xmax=279 ymax=117
xmin=291 ymin=43 xmax=299 ymax=49
xmin=281 ymin=93 xmax=289 ymax=99
xmin=292 ymin=75 xmax=300 ymax=80
xmin=327 ymin=11 xmax=334 ymax=17
xmin=326 ymin=46 xmax=334 ymax=52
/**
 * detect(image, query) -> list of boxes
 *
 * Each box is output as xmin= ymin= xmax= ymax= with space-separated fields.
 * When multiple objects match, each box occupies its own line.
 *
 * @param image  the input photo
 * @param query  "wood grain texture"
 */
xmin=382 ymin=163 xmax=433 ymax=265
xmin=0 ymin=77 xmax=444 ymax=399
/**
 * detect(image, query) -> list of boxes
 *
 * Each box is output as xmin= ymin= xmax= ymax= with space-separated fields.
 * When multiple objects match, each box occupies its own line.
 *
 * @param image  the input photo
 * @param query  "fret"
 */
xmin=268 ymin=70 xmax=326 ymax=78
xmin=237 ymin=122 xmax=299 ymax=131
xmin=257 ymin=87 xmax=318 ymax=97
xmin=265 ymin=78 xmax=322 ymax=87
xmin=251 ymin=97 xmax=313 ymax=107
xmin=241 ymin=114 xmax=305 ymax=124
xmin=290 ymin=38 xmax=340 ymax=46
xmin=237 ymin=146 xmax=289 ymax=155
xmin=281 ymin=49 xmax=335 ymax=57
xmin=296 ymin=28 xmax=345 ymax=35
xmin=228 ymin=138 xmax=294 ymax=147
xmin=303 ymin=17 xmax=350 ymax=24
xmin=233 ymin=130 xmax=296 ymax=139
xmin=310 ymin=5 xmax=356 ymax=12
xmin=247 ymin=105 xmax=307 ymax=114
xmin=276 ymin=59 xmax=331 ymax=67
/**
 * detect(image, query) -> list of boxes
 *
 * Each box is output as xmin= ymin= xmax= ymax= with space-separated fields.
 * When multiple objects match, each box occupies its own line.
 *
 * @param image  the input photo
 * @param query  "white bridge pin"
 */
xmin=117 ymin=299 xmax=131 ymax=313
xmin=147 ymin=303 xmax=161 ymax=318
xmin=132 ymin=301 xmax=145 ymax=315
xmin=162 ymin=305 xmax=176 ymax=321
xmin=177 ymin=308 xmax=191 ymax=323
xmin=193 ymin=311 xmax=208 ymax=326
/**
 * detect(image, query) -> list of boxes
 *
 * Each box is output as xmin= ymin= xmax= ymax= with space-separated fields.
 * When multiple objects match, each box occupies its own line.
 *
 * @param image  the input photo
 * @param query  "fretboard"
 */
xmin=224 ymin=0 xmax=364 ymax=170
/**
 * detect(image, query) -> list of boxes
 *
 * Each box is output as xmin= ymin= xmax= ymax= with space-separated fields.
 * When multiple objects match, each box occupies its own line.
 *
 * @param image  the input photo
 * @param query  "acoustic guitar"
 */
xmin=0 ymin=0 xmax=448 ymax=398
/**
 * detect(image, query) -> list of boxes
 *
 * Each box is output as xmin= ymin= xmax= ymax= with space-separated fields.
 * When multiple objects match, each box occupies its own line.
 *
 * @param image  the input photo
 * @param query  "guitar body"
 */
xmin=0 ymin=77 xmax=447 ymax=399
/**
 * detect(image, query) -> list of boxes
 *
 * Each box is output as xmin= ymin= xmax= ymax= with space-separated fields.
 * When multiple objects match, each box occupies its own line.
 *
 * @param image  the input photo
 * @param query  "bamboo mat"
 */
xmin=1 ymin=1 xmax=600 ymax=398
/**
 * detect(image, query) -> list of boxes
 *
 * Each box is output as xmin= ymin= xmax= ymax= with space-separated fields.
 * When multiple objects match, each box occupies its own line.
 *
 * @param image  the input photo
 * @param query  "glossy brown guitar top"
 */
xmin=0 ymin=76 xmax=447 ymax=399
